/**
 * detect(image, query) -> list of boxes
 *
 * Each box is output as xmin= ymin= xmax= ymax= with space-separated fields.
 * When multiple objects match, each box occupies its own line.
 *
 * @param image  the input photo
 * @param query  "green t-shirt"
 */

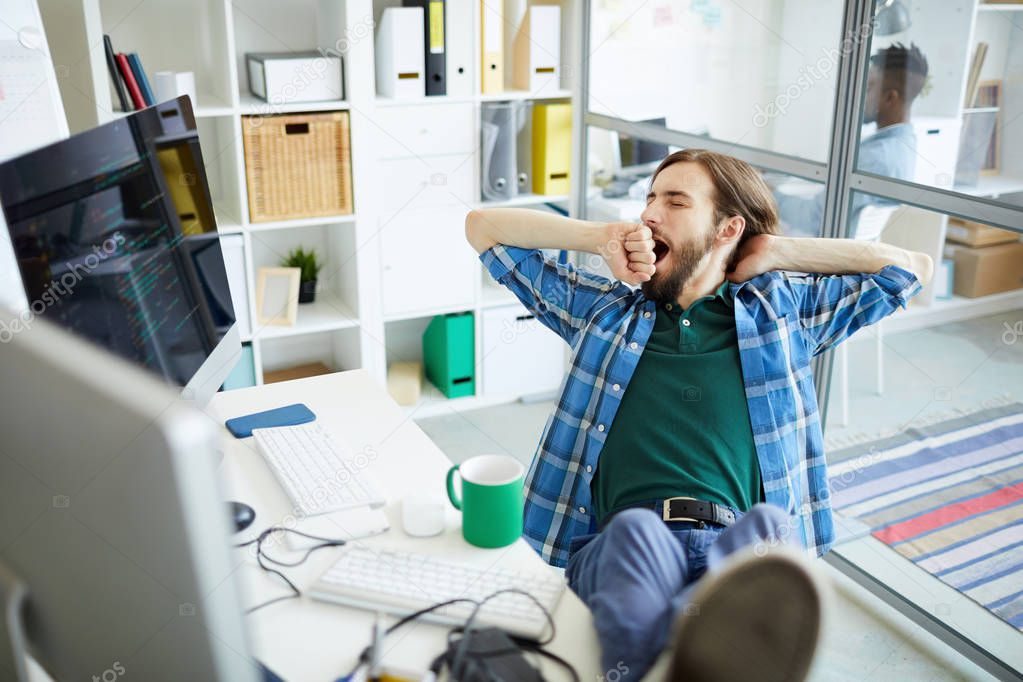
xmin=591 ymin=280 xmax=764 ymax=524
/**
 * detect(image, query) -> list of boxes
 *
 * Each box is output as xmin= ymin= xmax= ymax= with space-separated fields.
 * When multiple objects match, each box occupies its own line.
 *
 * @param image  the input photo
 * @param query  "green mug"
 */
xmin=446 ymin=455 xmax=525 ymax=548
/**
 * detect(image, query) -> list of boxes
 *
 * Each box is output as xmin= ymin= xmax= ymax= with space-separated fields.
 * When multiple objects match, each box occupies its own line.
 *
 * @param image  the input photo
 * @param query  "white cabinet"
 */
xmin=371 ymin=102 xmax=475 ymax=159
xmin=374 ymin=101 xmax=478 ymax=318
xmin=378 ymin=156 xmax=475 ymax=211
xmin=380 ymin=206 xmax=478 ymax=317
xmin=480 ymin=303 xmax=566 ymax=397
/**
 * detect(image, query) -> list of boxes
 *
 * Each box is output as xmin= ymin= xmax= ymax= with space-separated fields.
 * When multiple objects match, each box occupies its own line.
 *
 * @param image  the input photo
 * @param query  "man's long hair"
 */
xmin=650 ymin=149 xmax=780 ymax=269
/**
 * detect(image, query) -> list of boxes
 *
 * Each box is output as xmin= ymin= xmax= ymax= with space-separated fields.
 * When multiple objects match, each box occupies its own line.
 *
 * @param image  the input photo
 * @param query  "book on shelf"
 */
xmin=102 ymin=34 xmax=129 ymax=112
xmin=115 ymin=53 xmax=146 ymax=110
xmin=963 ymin=42 xmax=988 ymax=108
xmin=127 ymin=53 xmax=155 ymax=106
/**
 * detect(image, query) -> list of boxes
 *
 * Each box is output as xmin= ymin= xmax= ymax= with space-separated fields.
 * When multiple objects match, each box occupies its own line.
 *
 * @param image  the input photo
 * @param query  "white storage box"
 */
xmin=480 ymin=303 xmax=565 ymax=397
xmin=246 ymin=51 xmax=344 ymax=103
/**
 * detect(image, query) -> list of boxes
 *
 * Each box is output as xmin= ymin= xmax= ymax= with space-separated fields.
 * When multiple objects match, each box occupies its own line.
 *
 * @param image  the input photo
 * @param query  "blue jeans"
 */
xmin=565 ymin=503 xmax=792 ymax=680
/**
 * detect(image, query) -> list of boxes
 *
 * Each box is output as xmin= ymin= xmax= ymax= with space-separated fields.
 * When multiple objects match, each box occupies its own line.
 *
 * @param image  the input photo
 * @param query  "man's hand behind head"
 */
xmin=727 ymin=234 xmax=777 ymax=283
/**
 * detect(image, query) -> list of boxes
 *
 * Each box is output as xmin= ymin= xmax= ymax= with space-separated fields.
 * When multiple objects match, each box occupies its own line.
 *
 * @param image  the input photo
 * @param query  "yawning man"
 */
xmin=465 ymin=149 xmax=933 ymax=682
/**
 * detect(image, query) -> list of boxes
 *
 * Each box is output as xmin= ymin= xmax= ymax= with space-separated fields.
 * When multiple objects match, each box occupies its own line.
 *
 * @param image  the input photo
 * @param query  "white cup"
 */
xmin=401 ymin=492 xmax=446 ymax=537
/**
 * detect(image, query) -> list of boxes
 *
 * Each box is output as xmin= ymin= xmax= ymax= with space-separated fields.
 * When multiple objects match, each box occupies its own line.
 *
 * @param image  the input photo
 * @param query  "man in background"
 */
xmin=775 ymin=42 xmax=930 ymax=238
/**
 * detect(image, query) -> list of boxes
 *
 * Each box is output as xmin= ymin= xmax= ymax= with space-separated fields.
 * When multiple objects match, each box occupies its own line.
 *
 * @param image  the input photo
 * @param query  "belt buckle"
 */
xmin=662 ymin=496 xmax=699 ymax=523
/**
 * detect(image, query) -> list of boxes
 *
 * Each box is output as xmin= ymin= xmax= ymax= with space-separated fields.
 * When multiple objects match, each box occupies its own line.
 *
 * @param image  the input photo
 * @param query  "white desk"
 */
xmin=208 ymin=370 xmax=601 ymax=681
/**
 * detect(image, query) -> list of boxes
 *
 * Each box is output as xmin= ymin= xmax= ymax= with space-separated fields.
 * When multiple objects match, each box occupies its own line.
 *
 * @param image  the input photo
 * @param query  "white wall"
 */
xmin=768 ymin=0 xmax=844 ymax=162
xmin=586 ymin=0 xmax=843 ymax=162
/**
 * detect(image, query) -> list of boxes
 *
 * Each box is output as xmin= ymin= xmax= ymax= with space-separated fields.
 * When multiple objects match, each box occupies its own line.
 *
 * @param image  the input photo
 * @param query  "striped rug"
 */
xmin=827 ymin=399 xmax=1023 ymax=631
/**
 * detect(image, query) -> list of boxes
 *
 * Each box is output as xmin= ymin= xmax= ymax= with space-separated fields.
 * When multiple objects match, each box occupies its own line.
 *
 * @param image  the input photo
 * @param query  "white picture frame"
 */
xmin=255 ymin=267 xmax=300 ymax=326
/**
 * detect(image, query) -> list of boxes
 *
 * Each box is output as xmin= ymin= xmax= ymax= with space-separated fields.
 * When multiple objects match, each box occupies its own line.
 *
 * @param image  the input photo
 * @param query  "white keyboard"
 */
xmin=252 ymin=423 xmax=386 ymax=516
xmin=310 ymin=546 xmax=567 ymax=640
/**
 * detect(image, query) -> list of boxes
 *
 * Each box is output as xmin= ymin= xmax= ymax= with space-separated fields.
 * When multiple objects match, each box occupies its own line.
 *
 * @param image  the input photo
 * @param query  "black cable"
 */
xmin=234 ymin=526 xmax=348 ymax=615
xmin=448 ymin=588 xmax=557 ymax=679
xmin=235 ymin=534 xmax=575 ymax=681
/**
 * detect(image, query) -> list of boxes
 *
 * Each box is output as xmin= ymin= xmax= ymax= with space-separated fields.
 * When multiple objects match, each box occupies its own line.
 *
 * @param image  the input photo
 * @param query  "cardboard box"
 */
xmin=952 ymin=242 xmax=1023 ymax=298
xmin=945 ymin=218 xmax=1020 ymax=247
xmin=386 ymin=361 xmax=422 ymax=406
xmin=263 ymin=362 xmax=332 ymax=385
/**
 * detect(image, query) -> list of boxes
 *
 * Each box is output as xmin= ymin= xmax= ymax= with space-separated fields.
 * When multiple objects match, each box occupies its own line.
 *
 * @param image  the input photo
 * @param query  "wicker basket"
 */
xmin=242 ymin=111 xmax=353 ymax=222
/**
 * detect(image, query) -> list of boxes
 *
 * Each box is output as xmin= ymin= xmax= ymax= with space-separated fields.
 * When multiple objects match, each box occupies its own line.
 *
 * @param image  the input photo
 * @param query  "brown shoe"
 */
xmin=665 ymin=547 xmax=825 ymax=682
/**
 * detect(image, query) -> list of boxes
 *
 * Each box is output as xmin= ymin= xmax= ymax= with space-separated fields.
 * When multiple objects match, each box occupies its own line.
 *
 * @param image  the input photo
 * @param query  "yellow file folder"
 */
xmin=480 ymin=0 xmax=503 ymax=93
xmin=532 ymin=102 xmax=571 ymax=195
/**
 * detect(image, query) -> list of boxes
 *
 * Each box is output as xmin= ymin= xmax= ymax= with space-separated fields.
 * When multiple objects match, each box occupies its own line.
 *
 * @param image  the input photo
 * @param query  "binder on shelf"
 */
xmin=515 ymin=100 xmax=533 ymax=194
xmin=127 ymin=53 xmax=155 ymax=106
xmin=481 ymin=102 xmax=517 ymax=201
xmin=156 ymin=144 xmax=214 ymax=235
xmin=376 ymin=7 xmax=426 ymax=99
xmin=532 ymin=102 xmax=571 ymax=195
xmin=423 ymin=312 xmax=475 ymax=399
xmin=445 ymin=0 xmax=473 ymax=96
xmin=403 ymin=0 xmax=446 ymax=96
xmin=513 ymin=5 xmax=560 ymax=93
xmin=102 ymin=35 xmax=129 ymax=112
xmin=480 ymin=0 xmax=503 ymax=94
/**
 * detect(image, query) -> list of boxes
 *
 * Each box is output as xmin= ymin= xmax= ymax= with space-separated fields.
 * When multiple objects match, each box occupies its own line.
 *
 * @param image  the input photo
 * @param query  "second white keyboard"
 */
xmin=310 ymin=546 xmax=567 ymax=640
xmin=252 ymin=422 xmax=386 ymax=516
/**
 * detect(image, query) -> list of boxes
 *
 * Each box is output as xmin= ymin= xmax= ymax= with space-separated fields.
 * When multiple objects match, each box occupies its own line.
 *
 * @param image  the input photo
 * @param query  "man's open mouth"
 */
xmin=652 ymin=238 xmax=670 ymax=266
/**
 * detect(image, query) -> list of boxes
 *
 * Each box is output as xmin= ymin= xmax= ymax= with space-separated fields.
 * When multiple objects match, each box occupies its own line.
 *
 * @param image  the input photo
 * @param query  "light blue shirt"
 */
xmin=777 ymin=123 xmax=918 ymax=237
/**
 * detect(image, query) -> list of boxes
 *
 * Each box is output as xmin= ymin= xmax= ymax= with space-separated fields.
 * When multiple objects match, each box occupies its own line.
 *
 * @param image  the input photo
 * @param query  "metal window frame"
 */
xmin=572 ymin=0 xmax=1023 ymax=677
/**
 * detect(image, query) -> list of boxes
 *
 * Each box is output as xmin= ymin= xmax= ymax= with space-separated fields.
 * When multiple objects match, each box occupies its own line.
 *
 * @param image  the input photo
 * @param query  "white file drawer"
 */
xmin=380 ymin=206 xmax=477 ymax=317
xmin=378 ymin=155 xmax=475 ymax=210
xmin=372 ymin=102 xmax=475 ymax=159
xmin=480 ymin=303 xmax=566 ymax=397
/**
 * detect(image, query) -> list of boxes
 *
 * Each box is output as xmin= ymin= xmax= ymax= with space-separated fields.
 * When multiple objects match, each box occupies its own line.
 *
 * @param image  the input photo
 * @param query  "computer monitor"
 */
xmin=618 ymin=116 xmax=669 ymax=171
xmin=0 ymin=314 xmax=257 ymax=682
xmin=0 ymin=95 xmax=240 ymax=406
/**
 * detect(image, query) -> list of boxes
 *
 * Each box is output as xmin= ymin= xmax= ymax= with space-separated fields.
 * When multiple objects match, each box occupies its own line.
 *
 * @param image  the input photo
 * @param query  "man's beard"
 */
xmin=641 ymin=228 xmax=718 ymax=303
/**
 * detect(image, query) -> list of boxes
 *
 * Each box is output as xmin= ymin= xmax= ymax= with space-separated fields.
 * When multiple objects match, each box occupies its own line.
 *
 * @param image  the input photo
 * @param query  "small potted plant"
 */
xmin=282 ymin=247 xmax=323 ymax=304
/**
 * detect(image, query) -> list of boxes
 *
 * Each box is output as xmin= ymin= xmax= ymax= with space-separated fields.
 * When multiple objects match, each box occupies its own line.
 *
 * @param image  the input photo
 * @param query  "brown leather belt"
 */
xmin=599 ymin=496 xmax=737 ymax=531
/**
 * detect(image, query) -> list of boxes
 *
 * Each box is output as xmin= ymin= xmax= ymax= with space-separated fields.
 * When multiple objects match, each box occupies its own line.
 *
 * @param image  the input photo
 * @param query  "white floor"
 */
xmin=416 ymin=310 xmax=1023 ymax=680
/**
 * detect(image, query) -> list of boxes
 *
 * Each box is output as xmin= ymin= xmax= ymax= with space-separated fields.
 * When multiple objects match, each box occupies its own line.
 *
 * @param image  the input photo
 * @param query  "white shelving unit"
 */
xmin=53 ymin=0 xmax=579 ymax=408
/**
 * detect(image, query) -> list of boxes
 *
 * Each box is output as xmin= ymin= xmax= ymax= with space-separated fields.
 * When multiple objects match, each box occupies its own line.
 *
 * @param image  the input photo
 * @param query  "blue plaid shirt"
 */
xmin=481 ymin=244 xmax=922 ymax=567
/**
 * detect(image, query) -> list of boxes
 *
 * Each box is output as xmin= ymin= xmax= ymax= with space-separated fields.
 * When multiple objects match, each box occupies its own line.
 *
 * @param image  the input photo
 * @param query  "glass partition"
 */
xmin=580 ymin=0 xmax=1023 ymax=671
xmin=587 ymin=0 xmax=844 ymax=162
xmin=854 ymin=3 xmax=1023 ymax=208
xmin=825 ymin=194 xmax=1023 ymax=665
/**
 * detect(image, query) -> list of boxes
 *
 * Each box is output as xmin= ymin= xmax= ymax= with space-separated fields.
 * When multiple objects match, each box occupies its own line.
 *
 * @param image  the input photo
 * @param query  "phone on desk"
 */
xmin=225 ymin=403 xmax=316 ymax=438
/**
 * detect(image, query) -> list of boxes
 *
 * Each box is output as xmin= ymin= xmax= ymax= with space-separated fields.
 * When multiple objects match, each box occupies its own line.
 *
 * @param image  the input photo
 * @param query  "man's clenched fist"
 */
xmin=599 ymin=223 xmax=656 ymax=286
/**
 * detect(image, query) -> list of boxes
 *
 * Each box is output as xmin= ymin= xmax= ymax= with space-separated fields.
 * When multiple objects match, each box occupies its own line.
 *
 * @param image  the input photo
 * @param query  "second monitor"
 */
xmin=0 ymin=95 xmax=241 ymax=406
